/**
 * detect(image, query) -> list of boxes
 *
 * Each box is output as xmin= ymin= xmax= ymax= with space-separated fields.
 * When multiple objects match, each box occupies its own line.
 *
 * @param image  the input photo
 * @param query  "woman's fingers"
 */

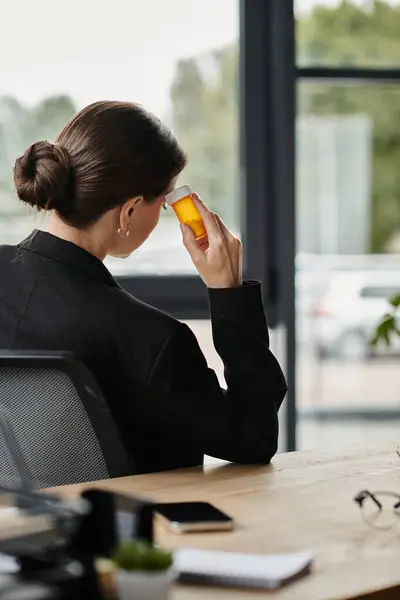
xmin=215 ymin=214 xmax=232 ymax=239
xmin=180 ymin=223 xmax=204 ymax=265
xmin=181 ymin=193 xmax=242 ymax=288
xmin=215 ymin=214 xmax=242 ymax=248
xmin=192 ymin=193 xmax=221 ymax=243
xmin=197 ymin=236 xmax=209 ymax=252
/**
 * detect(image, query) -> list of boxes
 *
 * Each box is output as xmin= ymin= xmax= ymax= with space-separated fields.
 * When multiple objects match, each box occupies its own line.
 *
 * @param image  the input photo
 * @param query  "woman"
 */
xmin=0 ymin=101 xmax=287 ymax=474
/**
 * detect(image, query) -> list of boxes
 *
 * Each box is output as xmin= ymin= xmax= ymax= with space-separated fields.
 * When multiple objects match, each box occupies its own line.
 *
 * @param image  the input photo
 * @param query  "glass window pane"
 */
xmin=296 ymin=82 xmax=400 ymax=451
xmin=0 ymin=0 xmax=239 ymax=276
xmin=296 ymin=0 xmax=400 ymax=68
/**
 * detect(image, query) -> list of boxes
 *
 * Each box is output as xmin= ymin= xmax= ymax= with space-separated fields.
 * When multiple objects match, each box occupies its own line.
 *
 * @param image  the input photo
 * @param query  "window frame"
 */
xmin=296 ymin=2 xmax=400 ymax=431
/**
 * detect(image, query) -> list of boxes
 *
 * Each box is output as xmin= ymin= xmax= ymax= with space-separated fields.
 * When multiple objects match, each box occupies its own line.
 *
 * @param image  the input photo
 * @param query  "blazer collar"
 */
xmin=19 ymin=230 xmax=121 ymax=288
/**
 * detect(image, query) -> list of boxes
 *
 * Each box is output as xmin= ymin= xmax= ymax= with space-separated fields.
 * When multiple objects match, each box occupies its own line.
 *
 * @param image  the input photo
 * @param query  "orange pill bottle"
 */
xmin=165 ymin=185 xmax=207 ymax=240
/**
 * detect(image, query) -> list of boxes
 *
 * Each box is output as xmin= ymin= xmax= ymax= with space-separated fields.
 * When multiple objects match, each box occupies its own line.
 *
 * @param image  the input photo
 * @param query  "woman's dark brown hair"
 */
xmin=13 ymin=101 xmax=186 ymax=228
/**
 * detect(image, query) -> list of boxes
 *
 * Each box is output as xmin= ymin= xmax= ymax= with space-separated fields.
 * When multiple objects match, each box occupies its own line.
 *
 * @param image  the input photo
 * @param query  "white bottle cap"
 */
xmin=165 ymin=184 xmax=192 ymax=206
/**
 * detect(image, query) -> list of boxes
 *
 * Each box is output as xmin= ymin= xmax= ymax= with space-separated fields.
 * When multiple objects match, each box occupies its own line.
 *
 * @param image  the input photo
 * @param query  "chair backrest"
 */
xmin=0 ymin=351 xmax=132 ymax=489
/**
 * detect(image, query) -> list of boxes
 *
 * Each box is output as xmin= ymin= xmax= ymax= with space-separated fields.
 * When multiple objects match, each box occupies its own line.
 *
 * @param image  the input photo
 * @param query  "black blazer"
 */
xmin=0 ymin=231 xmax=287 ymax=474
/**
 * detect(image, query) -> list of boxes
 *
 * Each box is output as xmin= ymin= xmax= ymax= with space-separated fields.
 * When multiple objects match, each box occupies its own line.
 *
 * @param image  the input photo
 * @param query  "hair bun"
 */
xmin=14 ymin=141 xmax=73 ymax=213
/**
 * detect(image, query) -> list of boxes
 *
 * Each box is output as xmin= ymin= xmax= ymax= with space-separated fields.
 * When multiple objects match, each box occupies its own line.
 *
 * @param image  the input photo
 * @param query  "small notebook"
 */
xmin=174 ymin=548 xmax=313 ymax=590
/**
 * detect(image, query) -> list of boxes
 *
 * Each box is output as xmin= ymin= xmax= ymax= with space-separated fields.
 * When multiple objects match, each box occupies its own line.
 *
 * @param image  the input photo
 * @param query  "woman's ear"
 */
xmin=119 ymin=196 xmax=143 ymax=229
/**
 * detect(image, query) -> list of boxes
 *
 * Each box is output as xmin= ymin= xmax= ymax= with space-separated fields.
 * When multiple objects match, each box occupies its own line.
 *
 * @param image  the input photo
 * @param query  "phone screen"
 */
xmin=155 ymin=502 xmax=233 ymax=526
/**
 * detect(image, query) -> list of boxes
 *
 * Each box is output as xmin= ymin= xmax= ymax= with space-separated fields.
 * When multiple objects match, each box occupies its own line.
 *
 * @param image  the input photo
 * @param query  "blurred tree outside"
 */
xmin=170 ymin=0 xmax=400 ymax=252
xmin=298 ymin=0 xmax=400 ymax=253
xmin=0 ymin=95 xmax=76 ymax=218
xmin=170 ymin=47 xmax=239 ymax=231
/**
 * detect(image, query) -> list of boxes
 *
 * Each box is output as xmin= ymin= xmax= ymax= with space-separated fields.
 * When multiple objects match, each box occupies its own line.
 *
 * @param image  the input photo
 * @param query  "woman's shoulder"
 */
xmin=110 ymin=285 xmax=183 ymax=340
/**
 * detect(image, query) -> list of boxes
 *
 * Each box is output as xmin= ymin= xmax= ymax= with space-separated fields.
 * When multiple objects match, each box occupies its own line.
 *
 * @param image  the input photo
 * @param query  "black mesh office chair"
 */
xmin=0 ymin=351 xmax=132 ymax=489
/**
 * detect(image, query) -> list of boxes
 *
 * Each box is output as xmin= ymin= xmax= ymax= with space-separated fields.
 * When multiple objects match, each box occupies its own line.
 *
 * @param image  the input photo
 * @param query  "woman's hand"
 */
xmin=180 ymin=193 xmax=242 ymax=288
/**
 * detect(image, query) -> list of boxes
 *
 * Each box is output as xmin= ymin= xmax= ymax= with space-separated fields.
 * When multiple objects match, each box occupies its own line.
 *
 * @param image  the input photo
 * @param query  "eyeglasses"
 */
xmin=354 ymin=490 xmax=400 ymax=530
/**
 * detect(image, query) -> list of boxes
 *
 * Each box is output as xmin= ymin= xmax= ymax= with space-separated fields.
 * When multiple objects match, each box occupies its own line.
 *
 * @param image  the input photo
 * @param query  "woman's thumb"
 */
xmin=180 ymin=223 xmax=203 ymax=263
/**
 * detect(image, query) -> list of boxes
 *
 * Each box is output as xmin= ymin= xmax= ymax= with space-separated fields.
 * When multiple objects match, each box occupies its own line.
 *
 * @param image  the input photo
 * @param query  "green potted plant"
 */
xmin=371 ymin=293 xmax=400 ymax=347
xmin=113 ymin=540 xmax=174 ymax=600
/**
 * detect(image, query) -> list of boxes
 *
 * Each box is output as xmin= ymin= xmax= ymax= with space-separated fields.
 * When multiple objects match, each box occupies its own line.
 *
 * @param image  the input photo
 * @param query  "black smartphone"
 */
xmin=154 ymin=501 xmax=234 ymax=534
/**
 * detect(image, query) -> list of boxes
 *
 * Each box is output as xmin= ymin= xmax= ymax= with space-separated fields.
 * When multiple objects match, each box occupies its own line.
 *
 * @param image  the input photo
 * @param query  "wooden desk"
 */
xmin=54 ymin=443 xmax=400 ymax=600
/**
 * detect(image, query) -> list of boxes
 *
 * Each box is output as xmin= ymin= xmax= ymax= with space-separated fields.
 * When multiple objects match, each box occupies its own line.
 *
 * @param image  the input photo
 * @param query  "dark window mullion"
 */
xmin=298 ymin=67 xmax=400 ymax=82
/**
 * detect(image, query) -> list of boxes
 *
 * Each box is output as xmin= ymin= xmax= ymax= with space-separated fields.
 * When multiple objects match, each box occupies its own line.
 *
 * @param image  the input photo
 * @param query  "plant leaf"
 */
xmin=371 ymin=314 xmax=397 ymax=347
xmin=389 ymin=294 xmax=400 ymax=309
xmin=113 ymin=540 xmax=172 ymax=572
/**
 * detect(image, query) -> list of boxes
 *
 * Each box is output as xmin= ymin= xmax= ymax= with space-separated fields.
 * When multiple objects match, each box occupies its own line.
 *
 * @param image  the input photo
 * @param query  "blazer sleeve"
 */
xmin=144 ymin=281 xmax=287 ymax=464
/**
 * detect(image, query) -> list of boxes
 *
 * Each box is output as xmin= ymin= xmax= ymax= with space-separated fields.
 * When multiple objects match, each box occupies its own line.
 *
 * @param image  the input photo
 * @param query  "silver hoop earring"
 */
xmin=117 ymin=228 xmax=130 ymax=239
